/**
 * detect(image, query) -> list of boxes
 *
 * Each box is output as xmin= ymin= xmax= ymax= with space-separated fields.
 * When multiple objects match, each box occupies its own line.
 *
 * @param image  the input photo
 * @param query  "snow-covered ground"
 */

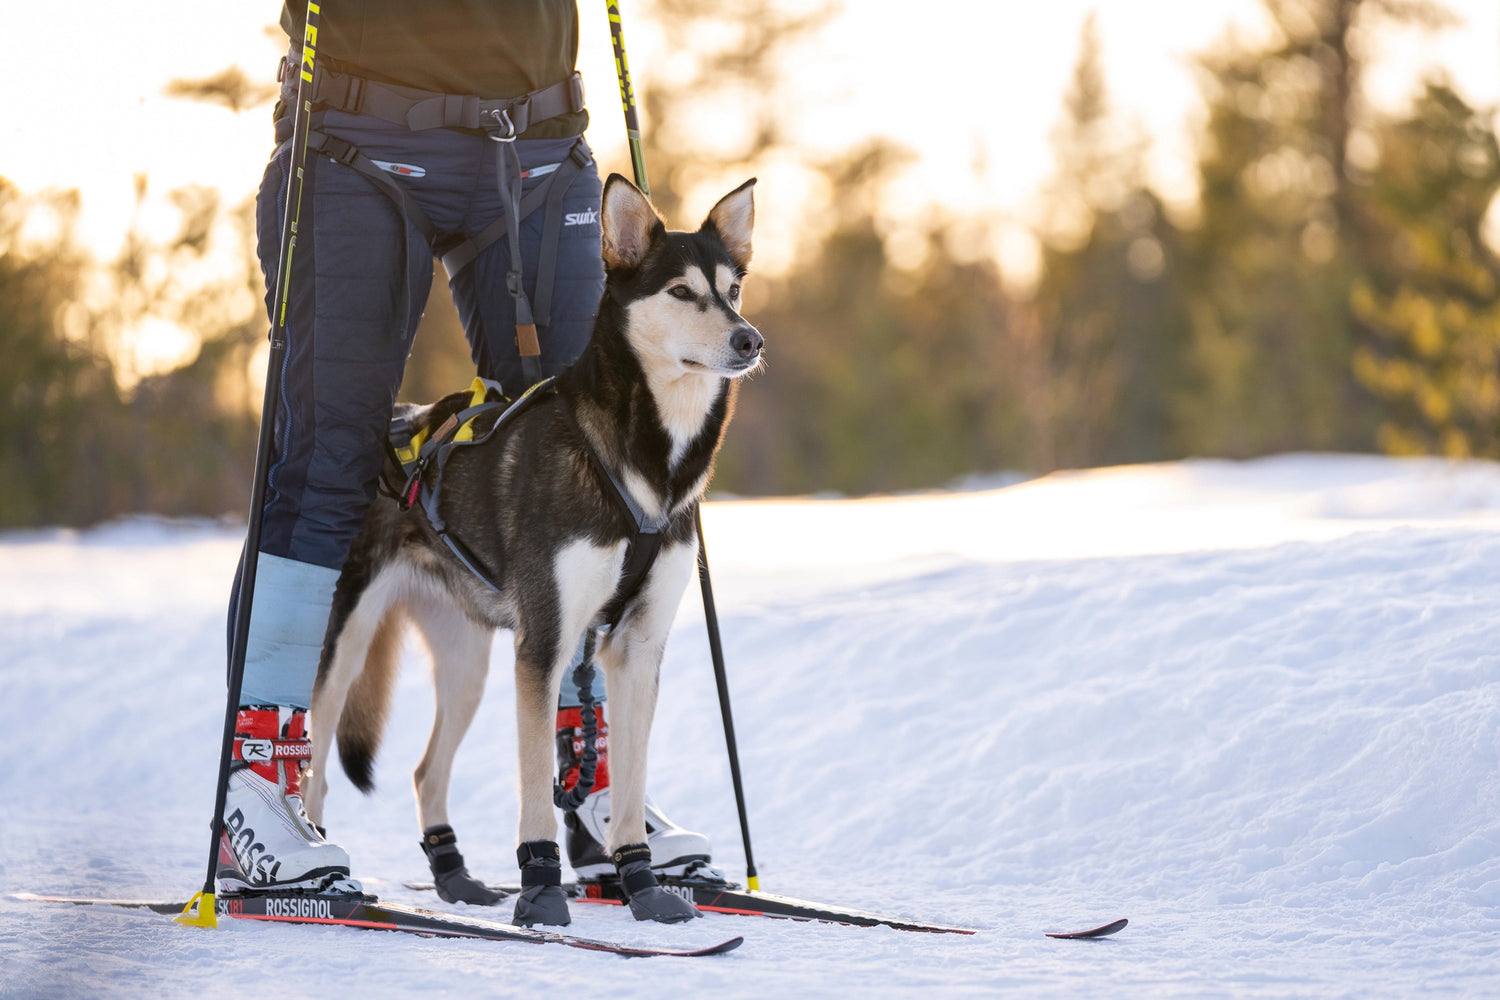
xmin=3 ymin=454 xmax=1500 ymax=997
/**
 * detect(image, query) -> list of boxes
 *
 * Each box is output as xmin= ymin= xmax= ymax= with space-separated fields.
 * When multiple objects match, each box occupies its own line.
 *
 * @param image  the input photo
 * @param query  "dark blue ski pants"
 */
xmin=237 ymin=84 xmax=604 ymax=709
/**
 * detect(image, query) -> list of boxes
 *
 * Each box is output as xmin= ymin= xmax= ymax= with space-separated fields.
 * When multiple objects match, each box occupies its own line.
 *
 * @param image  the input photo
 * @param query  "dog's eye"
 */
xmin=668 ymin=285 xmax=694 ymax=300
xmin=728 ymin=283 xmax=741 ymax=300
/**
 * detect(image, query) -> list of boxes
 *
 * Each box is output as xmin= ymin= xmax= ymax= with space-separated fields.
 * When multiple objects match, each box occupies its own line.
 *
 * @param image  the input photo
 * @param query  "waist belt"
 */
xmin=306 ymin=65 xmax=585 ymax=137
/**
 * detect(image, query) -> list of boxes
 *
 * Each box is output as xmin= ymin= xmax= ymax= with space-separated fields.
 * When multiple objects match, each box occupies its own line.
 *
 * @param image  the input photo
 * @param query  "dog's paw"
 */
xmin=511 ymin=884 xmax=571 ymax=926
xmin=625 ymin=885 xmax=701 ymax=924
xmin=434 ymin=867 xmax=505 ymax=907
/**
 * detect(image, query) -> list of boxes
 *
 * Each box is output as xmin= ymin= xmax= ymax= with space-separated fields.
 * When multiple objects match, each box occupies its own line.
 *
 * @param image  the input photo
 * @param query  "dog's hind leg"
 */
xmin=407 ymin=597 xmax=503 ymax=905
xmin=410 ymin=600 xmax=493 ymax=831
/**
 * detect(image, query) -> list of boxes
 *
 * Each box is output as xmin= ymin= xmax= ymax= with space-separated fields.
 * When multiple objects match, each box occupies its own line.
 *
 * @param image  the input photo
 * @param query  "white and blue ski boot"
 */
xmin=217 ymin=706 xmax=362 ymax=895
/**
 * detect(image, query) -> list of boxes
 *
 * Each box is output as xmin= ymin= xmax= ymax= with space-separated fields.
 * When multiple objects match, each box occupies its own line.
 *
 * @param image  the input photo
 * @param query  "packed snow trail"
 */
xmin=3 ymin=455 xmax=1498 ymax=997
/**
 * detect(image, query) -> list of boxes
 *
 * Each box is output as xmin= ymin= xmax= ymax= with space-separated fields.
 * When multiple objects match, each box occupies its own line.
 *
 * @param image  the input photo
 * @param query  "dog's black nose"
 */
xmin=730 ymin=325 xmax=763 ymax=359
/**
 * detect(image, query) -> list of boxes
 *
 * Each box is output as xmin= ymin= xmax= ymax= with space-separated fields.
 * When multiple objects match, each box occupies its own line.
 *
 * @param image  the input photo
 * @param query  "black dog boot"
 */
xmin=512 ymin=840 xmax=570 ymax=926
xmin=615 ymin=843 xmax=700 ymax=923
xmin=420 ymin=825 xmax=504 ymax=906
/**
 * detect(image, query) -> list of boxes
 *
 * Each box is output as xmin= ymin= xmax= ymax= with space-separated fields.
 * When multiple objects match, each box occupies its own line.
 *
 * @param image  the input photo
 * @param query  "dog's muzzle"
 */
xmin=729 ymin=323 xmax=764 ymax=363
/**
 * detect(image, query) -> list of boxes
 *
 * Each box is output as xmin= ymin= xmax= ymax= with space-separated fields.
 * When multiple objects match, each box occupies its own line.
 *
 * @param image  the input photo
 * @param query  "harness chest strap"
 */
xmin=565 ymin=406 xmax=673 ymax=624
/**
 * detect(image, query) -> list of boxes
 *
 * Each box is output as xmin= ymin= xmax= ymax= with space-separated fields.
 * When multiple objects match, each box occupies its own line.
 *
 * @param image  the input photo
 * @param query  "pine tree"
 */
xmin=1352 ymin=82 xmax=1500 ymax=456
xmin=1183 ymin=0 xmax=1379 ymax=456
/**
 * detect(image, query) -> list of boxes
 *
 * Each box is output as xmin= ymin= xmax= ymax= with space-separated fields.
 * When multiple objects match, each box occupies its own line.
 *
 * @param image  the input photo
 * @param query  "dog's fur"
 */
xmin=302 ymin=174 xmax=760 ymax=878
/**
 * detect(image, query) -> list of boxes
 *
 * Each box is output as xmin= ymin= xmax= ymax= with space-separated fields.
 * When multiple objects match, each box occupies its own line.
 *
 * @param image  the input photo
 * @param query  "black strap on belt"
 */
xmin=439 ymin=141 xmax=593 ymax=289
xmin=312 ymin=68 xmax=585 ymax=136
xmin=488 ymin=127 xmax=543 ymax=387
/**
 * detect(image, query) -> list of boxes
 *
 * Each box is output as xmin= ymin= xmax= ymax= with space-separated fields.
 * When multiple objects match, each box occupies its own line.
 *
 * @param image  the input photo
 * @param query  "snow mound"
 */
xmin=3 ymin=455 xmax=1498 ymax=996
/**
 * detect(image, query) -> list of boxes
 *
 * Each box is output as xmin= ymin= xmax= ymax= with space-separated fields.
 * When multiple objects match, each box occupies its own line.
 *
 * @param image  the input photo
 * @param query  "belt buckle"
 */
xmin=485 ymin=106 xmax=517 ymax=143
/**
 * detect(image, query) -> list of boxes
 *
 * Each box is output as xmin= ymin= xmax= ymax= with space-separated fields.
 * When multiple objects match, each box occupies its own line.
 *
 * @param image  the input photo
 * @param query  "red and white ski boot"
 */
xmin=217 ymin=706 xmax=361 ymax=894
xmin=556 ymin=706 xmax=720 ymax=882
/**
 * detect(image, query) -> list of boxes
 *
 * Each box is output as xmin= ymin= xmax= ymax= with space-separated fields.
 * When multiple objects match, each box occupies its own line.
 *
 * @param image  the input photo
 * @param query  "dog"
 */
xmin=301 ymin=174 xmax=760 ymax=927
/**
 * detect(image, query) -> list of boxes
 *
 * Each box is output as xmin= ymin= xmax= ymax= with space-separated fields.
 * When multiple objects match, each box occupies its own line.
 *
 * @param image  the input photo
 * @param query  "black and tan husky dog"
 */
xmin=303 ymin=174 xmax=761 ymax=927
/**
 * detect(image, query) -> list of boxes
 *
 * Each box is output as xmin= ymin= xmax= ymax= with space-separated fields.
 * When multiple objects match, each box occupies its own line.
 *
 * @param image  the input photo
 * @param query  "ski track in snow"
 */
xmin=2 ymin=455 xmax=1499 ymax=997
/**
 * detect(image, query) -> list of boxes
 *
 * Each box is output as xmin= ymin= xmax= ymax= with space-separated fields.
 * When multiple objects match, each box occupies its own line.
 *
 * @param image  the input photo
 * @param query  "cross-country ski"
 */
xmin=13 ymin=893 xmax=742 ymax=957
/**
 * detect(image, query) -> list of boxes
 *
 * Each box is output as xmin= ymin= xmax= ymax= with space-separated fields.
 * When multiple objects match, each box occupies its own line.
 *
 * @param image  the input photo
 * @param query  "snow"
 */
xmin=3 ymin=454 xmax=1499 ymax=997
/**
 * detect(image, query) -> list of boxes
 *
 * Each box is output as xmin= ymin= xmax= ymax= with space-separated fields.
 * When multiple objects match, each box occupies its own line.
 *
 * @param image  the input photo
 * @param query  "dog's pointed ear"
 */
xmin=703 ymin=178 xmax=756 ymax=271
xmin=601 ymin=173 xmax=664 ymax=271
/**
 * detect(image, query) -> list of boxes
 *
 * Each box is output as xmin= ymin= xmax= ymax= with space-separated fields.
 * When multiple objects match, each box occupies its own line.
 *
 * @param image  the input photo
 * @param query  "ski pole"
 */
xmin=178 ymin=0 xmax=323 ymax=928
xmin=604 ymin=0 xmax=760 ymax=892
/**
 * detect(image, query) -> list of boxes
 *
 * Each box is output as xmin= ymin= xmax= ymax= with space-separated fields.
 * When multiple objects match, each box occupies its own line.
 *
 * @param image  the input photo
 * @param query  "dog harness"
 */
xmin=289 ymin=55 xmax=592 ymax=387
xmin=382 ymin=378 xmax=672 ymax=628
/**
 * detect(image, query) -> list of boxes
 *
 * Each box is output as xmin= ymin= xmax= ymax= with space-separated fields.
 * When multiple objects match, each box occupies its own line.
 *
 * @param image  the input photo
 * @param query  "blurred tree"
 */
xmin=715 ymin=141 xmax=1027 ymax=495
xmin=164 ymin=67 xmax=278 ymax=114
xmin=1024 ymin=16 xmax=1193 ymax=470
xmin=1352 ymin=82 xmax=1500 ymax=456
xmin=0 ymin=181 xmax=125 ymax=525
xmin=1185 ymin=0 xmax=1375 ymax=455
xmin=1184 ymin=0 xmax=1457 ymax=457
xmin=0 ymin=174 xmax=261 ymax=527
xmin=632 ymin=0 xmax=837 ymax=222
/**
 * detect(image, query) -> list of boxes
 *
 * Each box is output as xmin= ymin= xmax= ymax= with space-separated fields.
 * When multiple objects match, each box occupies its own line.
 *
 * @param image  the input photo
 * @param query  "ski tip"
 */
xmin=694 ymin=935 xmax=744 ymax=956
xmin=1045 ymin=917 xmax=1128 ymax=940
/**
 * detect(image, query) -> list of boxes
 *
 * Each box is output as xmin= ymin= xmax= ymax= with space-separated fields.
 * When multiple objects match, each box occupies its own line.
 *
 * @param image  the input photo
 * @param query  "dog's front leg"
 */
xmin=597 ymin=541 xmax=702 ymax=923
xmin=510 ymin=624 xmax=573 ymax=926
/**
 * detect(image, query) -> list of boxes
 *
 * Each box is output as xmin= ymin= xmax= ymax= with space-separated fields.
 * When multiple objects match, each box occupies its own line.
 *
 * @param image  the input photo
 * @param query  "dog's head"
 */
xmin=600 ymin=174 xmax=763 ymax=378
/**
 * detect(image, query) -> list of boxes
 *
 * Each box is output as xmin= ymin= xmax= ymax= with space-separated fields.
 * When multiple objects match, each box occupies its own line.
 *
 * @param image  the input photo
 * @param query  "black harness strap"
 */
xmin=489 ymin=129 xmax=543 ymax=387
xmin=565 ymin=406 xmax=672 ymax=626
xmin=307 ymin=130 xmax=439 ymax=239
xmin=304 ymin=64 xmax=591 ymax=385
xmin=437 ymin=156 xmax=575 ymax=277
xmin=303 ymin=128 xmax=436 ymax=352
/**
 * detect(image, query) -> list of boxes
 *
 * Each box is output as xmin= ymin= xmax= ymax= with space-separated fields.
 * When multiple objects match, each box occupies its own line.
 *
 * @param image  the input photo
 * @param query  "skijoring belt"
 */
xmin=292 ymin=59 xmax=586 ymax=137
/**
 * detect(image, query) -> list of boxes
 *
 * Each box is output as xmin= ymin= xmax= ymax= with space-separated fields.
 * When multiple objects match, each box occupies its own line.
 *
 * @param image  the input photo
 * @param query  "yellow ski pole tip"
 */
xmin=174 ymin=891 xmax=217 ymax=928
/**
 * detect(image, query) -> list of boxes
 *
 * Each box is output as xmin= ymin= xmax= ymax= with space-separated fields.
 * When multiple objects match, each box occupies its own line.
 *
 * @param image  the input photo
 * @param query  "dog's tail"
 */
xmin=313 ymin=555 xmax=404 ymax=795
xmin=334 ymin=611 xmax=403 ymax=793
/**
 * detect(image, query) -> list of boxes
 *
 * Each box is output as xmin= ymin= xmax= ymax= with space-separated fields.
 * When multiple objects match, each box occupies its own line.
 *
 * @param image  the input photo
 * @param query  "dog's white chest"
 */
xmin=553 ymin=538 xmax=630 ymax=620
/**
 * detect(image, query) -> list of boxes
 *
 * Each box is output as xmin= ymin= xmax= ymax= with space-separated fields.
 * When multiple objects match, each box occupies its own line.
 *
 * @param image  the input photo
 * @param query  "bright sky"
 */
xmin=4 ymin=1 xmax=1496 ymax=370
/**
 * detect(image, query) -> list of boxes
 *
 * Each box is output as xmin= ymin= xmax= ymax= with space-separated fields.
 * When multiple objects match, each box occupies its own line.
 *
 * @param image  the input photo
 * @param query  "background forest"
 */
xmin=3 ymin=0 xmax=1498 ymax=525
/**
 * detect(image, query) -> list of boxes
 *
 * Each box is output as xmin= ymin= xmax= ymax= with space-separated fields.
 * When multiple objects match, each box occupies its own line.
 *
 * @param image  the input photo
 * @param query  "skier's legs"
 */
xmin=237 ymin=118 xmax=435 ymax=709
xmin=219 ymin=107 xmax=437 ymax=893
